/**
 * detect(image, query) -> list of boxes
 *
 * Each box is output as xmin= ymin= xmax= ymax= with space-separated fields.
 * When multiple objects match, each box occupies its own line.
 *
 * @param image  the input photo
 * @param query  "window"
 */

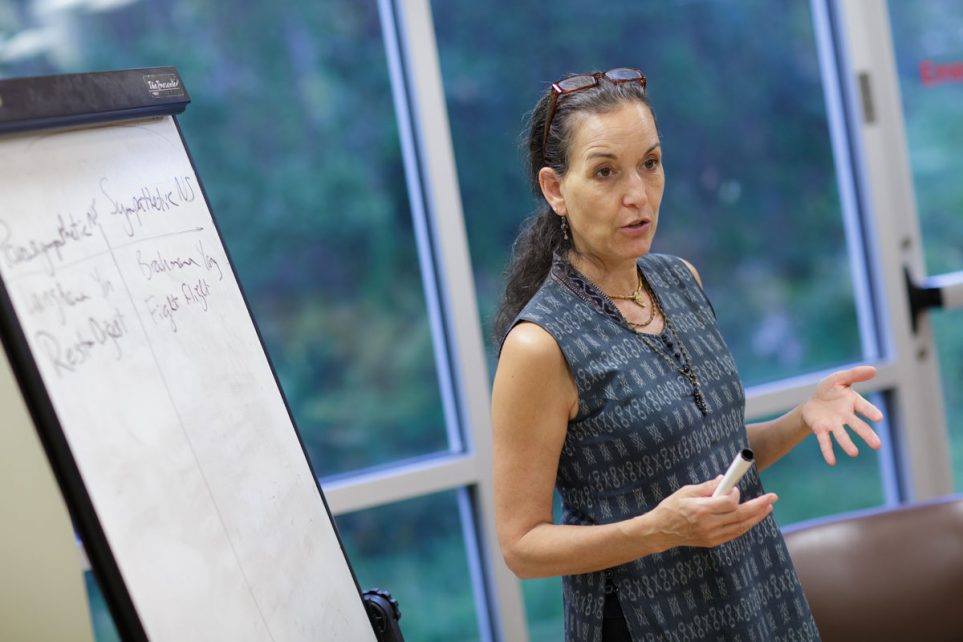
xmin=336 ymin=490 xmax=482 ymax=641
xmin=433 ymin=0 xmax=863 ymax=388
xmin=887 ymin=0 xmax=963 ymax=492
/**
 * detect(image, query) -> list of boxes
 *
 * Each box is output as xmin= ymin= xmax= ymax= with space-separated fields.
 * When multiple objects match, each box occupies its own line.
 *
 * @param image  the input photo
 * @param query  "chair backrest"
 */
xmin=783 ymin=495 xmax=963 ymax=642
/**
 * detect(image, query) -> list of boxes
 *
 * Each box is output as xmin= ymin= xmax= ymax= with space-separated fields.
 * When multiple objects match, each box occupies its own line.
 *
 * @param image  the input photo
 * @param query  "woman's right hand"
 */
xmin=651 ymin=475 xmax=778 ymax=549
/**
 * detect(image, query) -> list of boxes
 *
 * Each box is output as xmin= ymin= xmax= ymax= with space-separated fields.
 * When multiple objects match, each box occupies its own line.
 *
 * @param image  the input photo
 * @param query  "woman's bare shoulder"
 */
xmin=496 ymin=321 xmax=578 ymax=420
xmin=499 ymin=321 xmax=565 ymax=367
xmin=677 ymin=256 xmax=703 ymax=287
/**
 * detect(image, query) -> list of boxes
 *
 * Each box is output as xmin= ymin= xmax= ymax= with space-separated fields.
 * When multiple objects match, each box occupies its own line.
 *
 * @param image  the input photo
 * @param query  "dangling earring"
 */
xmin=560 ymin=216 xmax=569 ymax=241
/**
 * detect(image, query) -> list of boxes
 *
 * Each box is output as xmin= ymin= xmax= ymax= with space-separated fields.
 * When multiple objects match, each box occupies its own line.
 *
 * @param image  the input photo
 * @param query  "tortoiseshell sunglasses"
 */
xmin=541 ymin=67 xmax=647 ymax=164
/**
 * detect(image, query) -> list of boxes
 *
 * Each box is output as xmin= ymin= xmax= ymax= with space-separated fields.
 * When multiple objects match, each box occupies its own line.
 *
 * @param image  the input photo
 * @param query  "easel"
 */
xmin=0 ymin=67 xmax=404 ymax=642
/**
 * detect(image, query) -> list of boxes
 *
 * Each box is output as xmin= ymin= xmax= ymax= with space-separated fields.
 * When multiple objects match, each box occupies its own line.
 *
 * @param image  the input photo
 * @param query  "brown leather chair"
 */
xmin=783 ymin=495 xmax=963 ymax=642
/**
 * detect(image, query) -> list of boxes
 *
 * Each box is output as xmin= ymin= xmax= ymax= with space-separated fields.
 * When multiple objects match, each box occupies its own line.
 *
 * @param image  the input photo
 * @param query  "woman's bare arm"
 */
xmin=491 ymin=322 xmax=672 ymax=579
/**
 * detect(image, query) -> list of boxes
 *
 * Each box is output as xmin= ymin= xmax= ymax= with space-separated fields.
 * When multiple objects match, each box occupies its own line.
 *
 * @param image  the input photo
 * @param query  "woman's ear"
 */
xmin=538 ymin=166 xmax=566 ymax=215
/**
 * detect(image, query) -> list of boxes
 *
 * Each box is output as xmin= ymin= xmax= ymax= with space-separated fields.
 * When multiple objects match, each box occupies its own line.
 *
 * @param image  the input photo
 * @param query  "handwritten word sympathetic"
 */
xmin=101 ymin=176 xmax=197 ymax=238
xmin=34 ymin=308 xmax=128 ymax=376
xmin=0 ymin=201 xmax=100 ymax=274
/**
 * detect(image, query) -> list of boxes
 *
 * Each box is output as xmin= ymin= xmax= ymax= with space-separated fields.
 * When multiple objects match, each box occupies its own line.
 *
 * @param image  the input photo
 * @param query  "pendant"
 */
xmin=693 ymin=388 xmax=708 ymax=416
xmin=632 ymin=292 xmax=647 ymax=308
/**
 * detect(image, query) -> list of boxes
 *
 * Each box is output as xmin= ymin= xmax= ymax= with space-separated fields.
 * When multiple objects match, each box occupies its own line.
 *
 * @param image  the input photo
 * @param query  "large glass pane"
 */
xmin=888 ymin=0 xmax=963 ymax=275
xmin=523 ymin=576 xmax=562 ymax=642
xmin=887 ymin=1 xmax=963 ymax=493
xmin=335 ymin=490 xmax=482 ymax=642
xmin=433 ymin=0 xmax=863 ymax=387
xmin=0 ymin=0 xmax=450 ymax=476
xmin=931 ymin=309 xmax=963 ymax=493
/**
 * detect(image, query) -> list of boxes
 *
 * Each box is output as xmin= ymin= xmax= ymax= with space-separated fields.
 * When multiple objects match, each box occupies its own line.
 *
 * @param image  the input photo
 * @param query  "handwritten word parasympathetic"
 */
xmin=0 ymin=201 xmax=100 ymax=275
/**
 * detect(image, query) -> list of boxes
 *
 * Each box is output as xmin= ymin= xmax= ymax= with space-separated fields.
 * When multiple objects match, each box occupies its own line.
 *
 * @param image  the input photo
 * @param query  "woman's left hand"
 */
xmin=799 ymin=365 xmax=884 ymax=466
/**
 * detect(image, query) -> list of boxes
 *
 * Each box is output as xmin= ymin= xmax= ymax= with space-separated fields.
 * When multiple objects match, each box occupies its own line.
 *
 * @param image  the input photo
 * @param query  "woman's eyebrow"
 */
xmin=585 ymin=143 xmax=661 ymax=161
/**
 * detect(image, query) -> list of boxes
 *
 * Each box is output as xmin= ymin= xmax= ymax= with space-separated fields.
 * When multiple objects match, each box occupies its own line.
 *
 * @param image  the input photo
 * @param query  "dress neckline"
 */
xmin=550 ymin=250 xmax=671 ymax=340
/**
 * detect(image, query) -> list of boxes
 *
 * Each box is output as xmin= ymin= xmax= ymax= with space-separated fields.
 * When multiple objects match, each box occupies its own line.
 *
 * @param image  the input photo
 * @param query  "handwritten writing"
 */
xmin=25 ymin=280 xmax=91 ymax=325
xmin=34 ymin=308 xmax=128 ymax=376
xmin=91 ymin=267 xmax=115 ymax=298
xmin=146 ymin=293 xmax=182 ymax=333
xmin=2 ymin=171 xmax=223 ymax=378
xmin=136 ymin=239 xmax=222 ymax=283
xmin=0 ymin=201 xmax=99 ymax=274
xmin=101 ymin=176 xmax=197 ymax=238
xmin=145 ymin=276 xmax=215 ymax=333
xmin=182 ymin=278 xmax=211 ymax=311
xmin=138 ymin=249 xmax=202 ymax=280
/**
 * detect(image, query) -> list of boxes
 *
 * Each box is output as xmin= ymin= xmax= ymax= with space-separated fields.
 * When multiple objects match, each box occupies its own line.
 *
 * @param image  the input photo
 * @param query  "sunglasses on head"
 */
xmin=541 ymin=67 xmax=647 ymax=165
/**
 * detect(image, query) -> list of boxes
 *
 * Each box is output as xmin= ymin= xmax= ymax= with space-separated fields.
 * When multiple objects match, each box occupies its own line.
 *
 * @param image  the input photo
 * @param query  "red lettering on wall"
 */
xmin=920 ymin=59 xmax=963 ymax=86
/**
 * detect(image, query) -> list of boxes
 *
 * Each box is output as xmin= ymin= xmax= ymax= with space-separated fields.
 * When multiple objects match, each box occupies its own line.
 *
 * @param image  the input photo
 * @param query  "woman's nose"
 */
xmin=622 ymin=171 xmax=648 ymax=207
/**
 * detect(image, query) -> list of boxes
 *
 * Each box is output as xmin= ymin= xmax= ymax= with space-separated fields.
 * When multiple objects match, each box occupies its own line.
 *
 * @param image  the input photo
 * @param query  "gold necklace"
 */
xmin=557 ymin=255 xmax=708 ymax=415
xmin=605 ymin=267 xmax=656 ymax=328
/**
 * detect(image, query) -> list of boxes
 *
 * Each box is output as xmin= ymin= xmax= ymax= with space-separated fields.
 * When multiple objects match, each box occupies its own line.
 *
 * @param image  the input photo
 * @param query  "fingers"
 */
xmin=702 ymin=486 xmax=741 ymax=514
xmin=832 ymin=425 xmax=860 ymax=458
xmin=828 ymin=365 xmax=877 ymax=387
xmin=717 ymin=502 xmax=774 ymax=541
xmin=820 ymin=417 xmax=880 ymax=464
xmin=678 ymin=476 xmax=723 ymax=499
xmin=854 ymin=393 xmax=884 ymax=422
xmin=816 ymin=430 xmax=836 ymax=466
xmin=717 ymin=492 xmax=776 ymax=526
xmin=690 ymin=475 xmax=725 ymax=496
xmin=704 ymin=487 xmax=778 ymax=519
xmin=847 ymin=413 xmax=881 ymax=450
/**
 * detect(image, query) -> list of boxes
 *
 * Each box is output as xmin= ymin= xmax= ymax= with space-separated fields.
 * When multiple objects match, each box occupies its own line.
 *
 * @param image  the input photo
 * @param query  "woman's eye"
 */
xmin=644 ymin=157 xmax=661 ymax=170
xmin=595 ymin=167 xmax=613 ymax=178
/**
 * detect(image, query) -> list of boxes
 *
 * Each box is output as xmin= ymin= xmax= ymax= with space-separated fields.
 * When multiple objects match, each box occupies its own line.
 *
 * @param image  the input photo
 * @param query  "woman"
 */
xmin=489 ymin=68 xmax=884 ymax=641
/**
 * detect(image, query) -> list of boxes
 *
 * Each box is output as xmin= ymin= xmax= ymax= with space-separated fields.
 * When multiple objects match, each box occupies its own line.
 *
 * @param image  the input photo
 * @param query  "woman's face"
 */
xmin=540 ymin=101 xmax=664 ymax=264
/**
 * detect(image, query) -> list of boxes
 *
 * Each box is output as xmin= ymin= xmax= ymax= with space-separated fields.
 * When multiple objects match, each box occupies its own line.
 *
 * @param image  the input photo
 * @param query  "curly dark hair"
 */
xmin=491 ymin=73 xmax=658 ymax=356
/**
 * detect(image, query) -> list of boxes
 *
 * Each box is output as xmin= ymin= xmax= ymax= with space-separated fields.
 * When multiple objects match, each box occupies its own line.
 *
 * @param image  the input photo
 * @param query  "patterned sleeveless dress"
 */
xmin=498 ymin=250 xmax=820 ymax=642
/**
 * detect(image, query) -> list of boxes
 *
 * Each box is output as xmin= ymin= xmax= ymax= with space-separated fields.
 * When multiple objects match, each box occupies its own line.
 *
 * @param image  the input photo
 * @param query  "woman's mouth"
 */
xmin=621 ymin=220 xmax=651 ymax=235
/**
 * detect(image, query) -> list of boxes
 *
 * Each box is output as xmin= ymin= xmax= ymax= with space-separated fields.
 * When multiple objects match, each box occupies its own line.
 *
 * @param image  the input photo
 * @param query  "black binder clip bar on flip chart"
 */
xmin=0 ymin=67 xmax=190 ymax=134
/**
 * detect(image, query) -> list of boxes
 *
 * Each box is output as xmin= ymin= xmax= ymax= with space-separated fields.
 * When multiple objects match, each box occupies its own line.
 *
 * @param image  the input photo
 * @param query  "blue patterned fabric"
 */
xmin=499 ymin=250 xmax=820 ymax=642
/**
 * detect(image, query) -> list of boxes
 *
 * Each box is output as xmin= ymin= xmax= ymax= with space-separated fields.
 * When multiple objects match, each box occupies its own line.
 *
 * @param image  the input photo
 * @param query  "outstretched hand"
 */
xmin=799 ymin=365 xmax=884 ymax=466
